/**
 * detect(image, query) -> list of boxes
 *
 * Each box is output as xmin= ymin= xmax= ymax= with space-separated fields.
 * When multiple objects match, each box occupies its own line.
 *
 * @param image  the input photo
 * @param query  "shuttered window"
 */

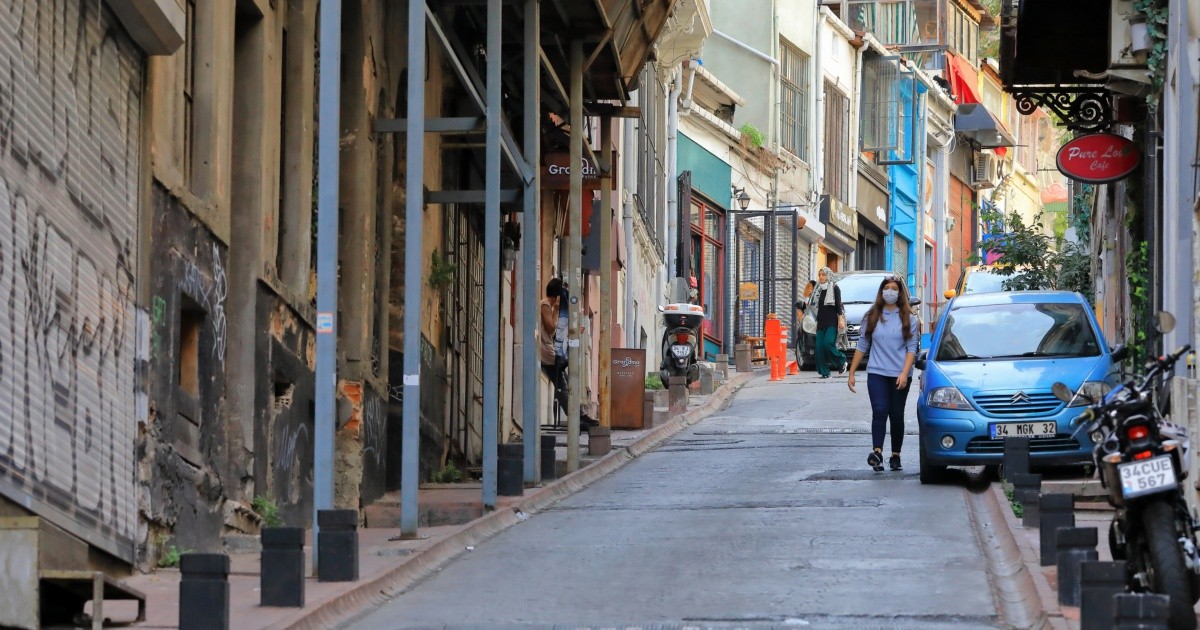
xmin=780 ymin=40 xmax=809 ymax=161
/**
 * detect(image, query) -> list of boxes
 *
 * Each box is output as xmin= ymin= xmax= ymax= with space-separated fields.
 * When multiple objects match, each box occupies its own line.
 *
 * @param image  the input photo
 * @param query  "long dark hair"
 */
xmin=864 ymin=275 xmax=914 ymax=341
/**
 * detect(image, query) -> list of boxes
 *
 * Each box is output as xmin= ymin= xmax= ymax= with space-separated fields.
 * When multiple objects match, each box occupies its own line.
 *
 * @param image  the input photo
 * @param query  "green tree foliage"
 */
xmin=973 ymin=207 xmax=1093 ymax=302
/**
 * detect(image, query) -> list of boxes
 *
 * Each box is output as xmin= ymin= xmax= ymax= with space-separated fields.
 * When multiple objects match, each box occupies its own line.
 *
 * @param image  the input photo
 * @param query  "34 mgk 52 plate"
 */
xmin=989 ymin=421 xmax=1057 ymax=439
xmin=1119 ymin=455 xmax=1178 ymax=499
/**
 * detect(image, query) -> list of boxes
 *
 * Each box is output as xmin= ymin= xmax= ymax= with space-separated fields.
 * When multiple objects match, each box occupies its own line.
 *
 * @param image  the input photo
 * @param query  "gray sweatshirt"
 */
xmin=856 ymin=309 xmax=919 ymax=377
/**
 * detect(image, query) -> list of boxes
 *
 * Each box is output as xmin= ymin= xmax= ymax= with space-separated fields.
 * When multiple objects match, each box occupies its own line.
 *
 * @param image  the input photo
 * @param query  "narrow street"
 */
xmin=347 ymin=372 xmax=1003 ymax=629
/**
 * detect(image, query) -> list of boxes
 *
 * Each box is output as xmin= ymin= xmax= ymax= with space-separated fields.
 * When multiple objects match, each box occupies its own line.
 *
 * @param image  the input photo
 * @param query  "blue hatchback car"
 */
xmin=915 ymin=291 xmax=1119 ymax=483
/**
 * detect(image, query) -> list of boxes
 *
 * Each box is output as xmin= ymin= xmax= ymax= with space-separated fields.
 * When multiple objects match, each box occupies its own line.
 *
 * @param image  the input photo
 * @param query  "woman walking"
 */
xmin=846 ymin=275 xmax=918 ymax=472
xmin=812 ymin=267 xmax=846 ymax=379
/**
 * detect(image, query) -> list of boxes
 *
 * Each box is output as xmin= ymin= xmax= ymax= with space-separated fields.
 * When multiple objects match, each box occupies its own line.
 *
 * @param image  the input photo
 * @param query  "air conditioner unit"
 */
xmin=970 ymin=152 xmax=998 ymax=190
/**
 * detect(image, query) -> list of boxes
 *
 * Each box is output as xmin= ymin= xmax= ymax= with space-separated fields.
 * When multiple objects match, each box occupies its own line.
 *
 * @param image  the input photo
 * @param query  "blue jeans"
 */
xmin=867 ymin=373 xmax=911 ymax=453
xmin=814 ymin=326 xmax=845 ymax=377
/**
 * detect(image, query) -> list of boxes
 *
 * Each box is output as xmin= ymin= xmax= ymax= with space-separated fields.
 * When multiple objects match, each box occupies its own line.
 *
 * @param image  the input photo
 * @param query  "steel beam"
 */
xmin=427 ymin=6 xmax=534 ymax=185
xmin=481 ymin=0 xmax=502 ymax=509
xmin=427 ymin=190 xmax=520 ymax=204
xmin=521 ymin=0 xmax=542 ymax=483
xmin=375 ymin=117 xmax=483 ymax=133
xmin=566 ymin=40 xmax=583 ymax=473
xmin=598 ymin=118 xmax=612 ymax=428
xmin=400 ymin=0 xmax=427 ymax=538
xmin=312 ymin=0 xmax=342 ymax=561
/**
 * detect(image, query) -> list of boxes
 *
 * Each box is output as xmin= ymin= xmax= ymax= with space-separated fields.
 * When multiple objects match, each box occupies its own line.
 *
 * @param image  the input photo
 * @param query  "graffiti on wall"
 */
xmin=0 ymin=0 xmax=142 ymax=561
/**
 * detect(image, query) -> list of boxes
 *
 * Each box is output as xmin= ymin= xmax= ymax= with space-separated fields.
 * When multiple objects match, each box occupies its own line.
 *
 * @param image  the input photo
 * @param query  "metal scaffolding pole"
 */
xmin=521 ymin=0 xmax=542 ymax=483
xmin=312 ymin=0 xmax=342 ymax=557
xmin=566 ymin=40 xmax=583 ymax=472
xmin=400 ymin=0 xmax=427 ymax=537
xmin=598 ymin=119 xmax=612 ymax=428
xmin=482 ymin=0 xmax=501 ymax=509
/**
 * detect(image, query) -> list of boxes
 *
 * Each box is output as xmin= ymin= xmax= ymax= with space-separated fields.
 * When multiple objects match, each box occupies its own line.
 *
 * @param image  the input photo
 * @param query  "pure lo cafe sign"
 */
xmin=1056 ymin=133 xmax=1141 ymax=184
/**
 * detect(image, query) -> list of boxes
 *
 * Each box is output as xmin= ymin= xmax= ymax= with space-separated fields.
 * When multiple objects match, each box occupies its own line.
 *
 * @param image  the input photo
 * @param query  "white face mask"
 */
xmin=881 ymin=289 xmax=900 ymax=305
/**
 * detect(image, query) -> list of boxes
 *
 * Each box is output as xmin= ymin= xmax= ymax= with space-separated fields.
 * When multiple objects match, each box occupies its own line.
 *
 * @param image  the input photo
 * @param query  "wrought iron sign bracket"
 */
xmin=1010 ymin=87 xmax=1113 ymax=132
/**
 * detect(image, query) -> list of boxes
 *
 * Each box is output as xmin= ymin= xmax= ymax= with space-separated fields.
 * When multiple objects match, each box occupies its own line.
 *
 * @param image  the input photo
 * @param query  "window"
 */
xmin=634 ymin=65 xmax=666 ymax=248
xmin=780 ymin=40 xmax=809 ymax=160
xmin=689 ymin=198 xmax=725 ymax=350
xmin=179 ymin=297 xmax=205 ymax=396
xmin=936 ymin=303 xmax=1100 ymax=360
xmin=948 ymin=4 xmax=980 ymax=66
xmin=823 ymin=83 xmax=851 ymax=203
xmin=182 ymin=0 xmax=196 ymax=185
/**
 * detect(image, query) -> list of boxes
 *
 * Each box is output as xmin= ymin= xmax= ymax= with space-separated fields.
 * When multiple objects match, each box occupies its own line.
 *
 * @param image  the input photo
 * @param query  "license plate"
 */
xmin=989 ymin=421 xmax=1057 ymax=439
xmin=671 ymin=345 xmax=691 ymax=357
xmin=1119 ymin=455 xmax=1178 ymax=499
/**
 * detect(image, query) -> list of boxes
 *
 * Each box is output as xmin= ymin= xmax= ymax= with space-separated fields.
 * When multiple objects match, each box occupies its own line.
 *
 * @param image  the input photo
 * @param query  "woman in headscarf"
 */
xmin=812 ymin=267 xmax=846 ymax=379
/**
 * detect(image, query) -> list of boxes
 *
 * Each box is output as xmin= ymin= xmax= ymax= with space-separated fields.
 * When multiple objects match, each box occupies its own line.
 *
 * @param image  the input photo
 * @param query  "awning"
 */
xmin=954 ymin=103 xmax=1016 ymax=148
xmin=945 ymin=53 xmax=981 ymax=105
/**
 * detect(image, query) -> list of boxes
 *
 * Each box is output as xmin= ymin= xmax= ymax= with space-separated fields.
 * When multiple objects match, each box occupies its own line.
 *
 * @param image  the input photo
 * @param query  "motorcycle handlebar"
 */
xmin=1168 ymin=344 xmax=1193 ymax=364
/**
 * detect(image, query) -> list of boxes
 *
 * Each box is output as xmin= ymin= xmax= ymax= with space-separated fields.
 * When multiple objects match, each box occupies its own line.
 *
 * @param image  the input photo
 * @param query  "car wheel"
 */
xmin=919 ymin=439 xmax=947 ymax=485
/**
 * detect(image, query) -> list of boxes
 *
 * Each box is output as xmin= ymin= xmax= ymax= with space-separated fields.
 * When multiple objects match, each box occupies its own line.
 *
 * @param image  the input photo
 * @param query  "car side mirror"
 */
xmin=1155 ymin=311 xmax=1176 ymax=334
xmin=943 ymin=289 xmax=957 ymax=300
xmin=915 ymin=350 xmax=927 ymax=371
xmin=1111 ymin=344 xmax=1129 ymax=361
xmin=910 ymin=298 xmax=922 ymax=306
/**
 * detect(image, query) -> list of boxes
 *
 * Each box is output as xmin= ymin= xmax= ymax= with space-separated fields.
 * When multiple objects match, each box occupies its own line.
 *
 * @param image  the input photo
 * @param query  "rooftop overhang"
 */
xmin=997 ymin=0 xmax=1116 ymax=131
xmin=540 ymin=0 xmax=680 ymax=101
xmin=955 ymin=103 xmax=1016 ymax=149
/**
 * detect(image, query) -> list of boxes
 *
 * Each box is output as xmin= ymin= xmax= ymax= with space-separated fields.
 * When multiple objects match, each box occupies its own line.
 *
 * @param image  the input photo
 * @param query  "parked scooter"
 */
xmin=658 ymin=303 xmax=705 ymax=386
xmin=1053 ymin=311 xmax=1199 ymax=629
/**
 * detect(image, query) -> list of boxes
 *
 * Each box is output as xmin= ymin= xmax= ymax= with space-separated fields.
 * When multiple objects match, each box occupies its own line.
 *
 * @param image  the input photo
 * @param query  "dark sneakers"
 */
xmin=889 ymin=454 xmax=902 ymax=471
xmin=867 ymin=450 xmax=884 ymax=472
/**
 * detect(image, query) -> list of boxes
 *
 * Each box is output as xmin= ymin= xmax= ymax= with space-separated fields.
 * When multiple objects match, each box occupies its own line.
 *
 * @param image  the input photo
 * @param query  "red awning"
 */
xmin=946 ymin=53 xmax=981 ymax=106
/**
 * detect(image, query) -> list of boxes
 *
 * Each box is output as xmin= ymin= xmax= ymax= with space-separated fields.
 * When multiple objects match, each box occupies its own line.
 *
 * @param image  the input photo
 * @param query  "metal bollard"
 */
xmin=1012 ymin=472 xmax=1042 ymax=528
xmin=261 ymin=527 xmax=305 ymax=607
xmin=734 ymin=343 xmax=751 ymax=373
xmin=1039 ymin=493 xmax=1075 ymax=566
xmin=668 ymin=376 xmax=688 ymax=413
xmin=1112 ymin=593 xmax=1170 ymax=629
xmin=317 ymin=509 xmax=359 ymax=582
xmin=1080 ymin=561 xmax=1126 ymax=630
xmin=540 ymin=434 xmax=557 ymax=481
xmin=179 ymin=553 xmax=230 ymax=630
xmin=498 ymin=443 xmax=524 ymax=495
xmin=1002 ymin=437 xmax=1031 ymax=483
xmin=1056 ymin=526 xmax=1098 ymax=606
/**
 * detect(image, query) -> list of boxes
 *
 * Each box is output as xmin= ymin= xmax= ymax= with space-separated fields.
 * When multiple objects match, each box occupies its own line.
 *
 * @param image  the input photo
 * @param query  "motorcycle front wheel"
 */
xmin=1139 ymin=499 xmax=1199 ymax=630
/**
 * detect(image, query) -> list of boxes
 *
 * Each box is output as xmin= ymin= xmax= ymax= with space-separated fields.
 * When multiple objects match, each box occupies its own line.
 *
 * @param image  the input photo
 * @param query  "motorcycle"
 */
xmin=1053 ymin=312 xmax=1199 ymax=629
xmin=658 ymin=303 xmax=705 ymax=386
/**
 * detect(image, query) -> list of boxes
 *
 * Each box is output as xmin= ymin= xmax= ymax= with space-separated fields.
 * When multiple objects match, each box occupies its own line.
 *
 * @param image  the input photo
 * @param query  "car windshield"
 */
xmin=832 ymin=274 xmax=889 ymax=304
xmin=963 ymin=269 xmax=1024 ymax=294
xmin=936 ymin=303 xmax=1101 ymax=360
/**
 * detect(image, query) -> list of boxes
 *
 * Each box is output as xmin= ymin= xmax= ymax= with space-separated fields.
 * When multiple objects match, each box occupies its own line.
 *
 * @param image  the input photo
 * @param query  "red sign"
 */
xmin=1056 ymin=133 xmax=1141 ymax=183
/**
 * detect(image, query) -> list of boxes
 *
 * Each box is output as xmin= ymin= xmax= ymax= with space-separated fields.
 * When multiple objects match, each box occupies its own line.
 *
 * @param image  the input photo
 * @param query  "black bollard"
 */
xmin=1012 ymin=473 xmax=1042 ymax=528
xmin=540 ymin=434 xmax=557 ymax=481
xmin=1003 ymin=437 xmax=1031 ymax=483
xmin=498 ymin=443 xmax=524 ymax=496
xmin=1039 ymin=493 xmax=1075 ymax=566
xmin=1113 ymin=593 xmax=1170 ymax=629
xmin=1056 ymin=526 xmax=1098 ymax=606
xmin=179 ymin=553 xmax=230 ymax=630
xmin=1080 ymin=561 xmax=1126 ymax=630
xmin=261 ymin=527 xmax=305 ymax=607
xmin=317 ymin=509 xmax=359 ymax=582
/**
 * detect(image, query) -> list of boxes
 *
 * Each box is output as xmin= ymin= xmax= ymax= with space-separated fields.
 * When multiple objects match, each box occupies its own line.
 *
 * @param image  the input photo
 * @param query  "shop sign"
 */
xmin=609 ymin=349 xmax=647 ymax=429
xmin=820 ymin=195 xmax=857 ymax=244
xmin=738 ymin=282 xmax=759 ymax=301
xmin=542 ymin=152 xmax=617 ymax=190
xmin=1056 ymin=133 xmax=1141 ymax=183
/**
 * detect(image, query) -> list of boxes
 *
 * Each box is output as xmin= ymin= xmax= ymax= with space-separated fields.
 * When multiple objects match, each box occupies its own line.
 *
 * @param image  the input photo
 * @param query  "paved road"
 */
xmin=346 ymin=372 xmax=1002 ymax=629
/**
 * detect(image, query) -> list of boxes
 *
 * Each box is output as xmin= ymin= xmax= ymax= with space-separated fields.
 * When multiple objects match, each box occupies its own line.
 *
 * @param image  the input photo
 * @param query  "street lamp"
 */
xmin=736 ymin=189 xmax=751 ymax=211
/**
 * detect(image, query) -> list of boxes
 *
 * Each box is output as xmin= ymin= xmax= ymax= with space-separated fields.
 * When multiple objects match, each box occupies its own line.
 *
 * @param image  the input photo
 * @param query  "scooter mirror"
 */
xmin=1051 ymin=382 xmax=1074 ymax=403
xmin=1155 ymin=311 xmax=1176 ymax=334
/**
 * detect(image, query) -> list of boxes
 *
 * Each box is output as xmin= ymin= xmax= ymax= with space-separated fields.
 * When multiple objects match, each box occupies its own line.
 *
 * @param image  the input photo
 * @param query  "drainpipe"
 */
xmin=623 ymin=110 xmax=637 ymax=348
xmin=813 ymin=8 xmax=826 ymax=226
xmin=849 ymin=14 xmax=865 ymax=271
xmin=666 ymin=67 xmax=683 ymax=282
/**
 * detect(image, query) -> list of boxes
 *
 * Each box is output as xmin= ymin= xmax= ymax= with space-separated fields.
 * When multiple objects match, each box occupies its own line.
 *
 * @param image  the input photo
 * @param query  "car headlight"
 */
xmin=1068 ymin=381 xmax=1112 ymax=407
xmin=927 ymin=387 xmax=972 ymax=410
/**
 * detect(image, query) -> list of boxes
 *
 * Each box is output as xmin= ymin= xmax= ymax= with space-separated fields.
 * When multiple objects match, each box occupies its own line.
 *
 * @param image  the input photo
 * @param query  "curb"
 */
xmin=279 ymin=370 xmax=759 ymax=629
xmin=966 ymin=482 xmax=1065 ymax=630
